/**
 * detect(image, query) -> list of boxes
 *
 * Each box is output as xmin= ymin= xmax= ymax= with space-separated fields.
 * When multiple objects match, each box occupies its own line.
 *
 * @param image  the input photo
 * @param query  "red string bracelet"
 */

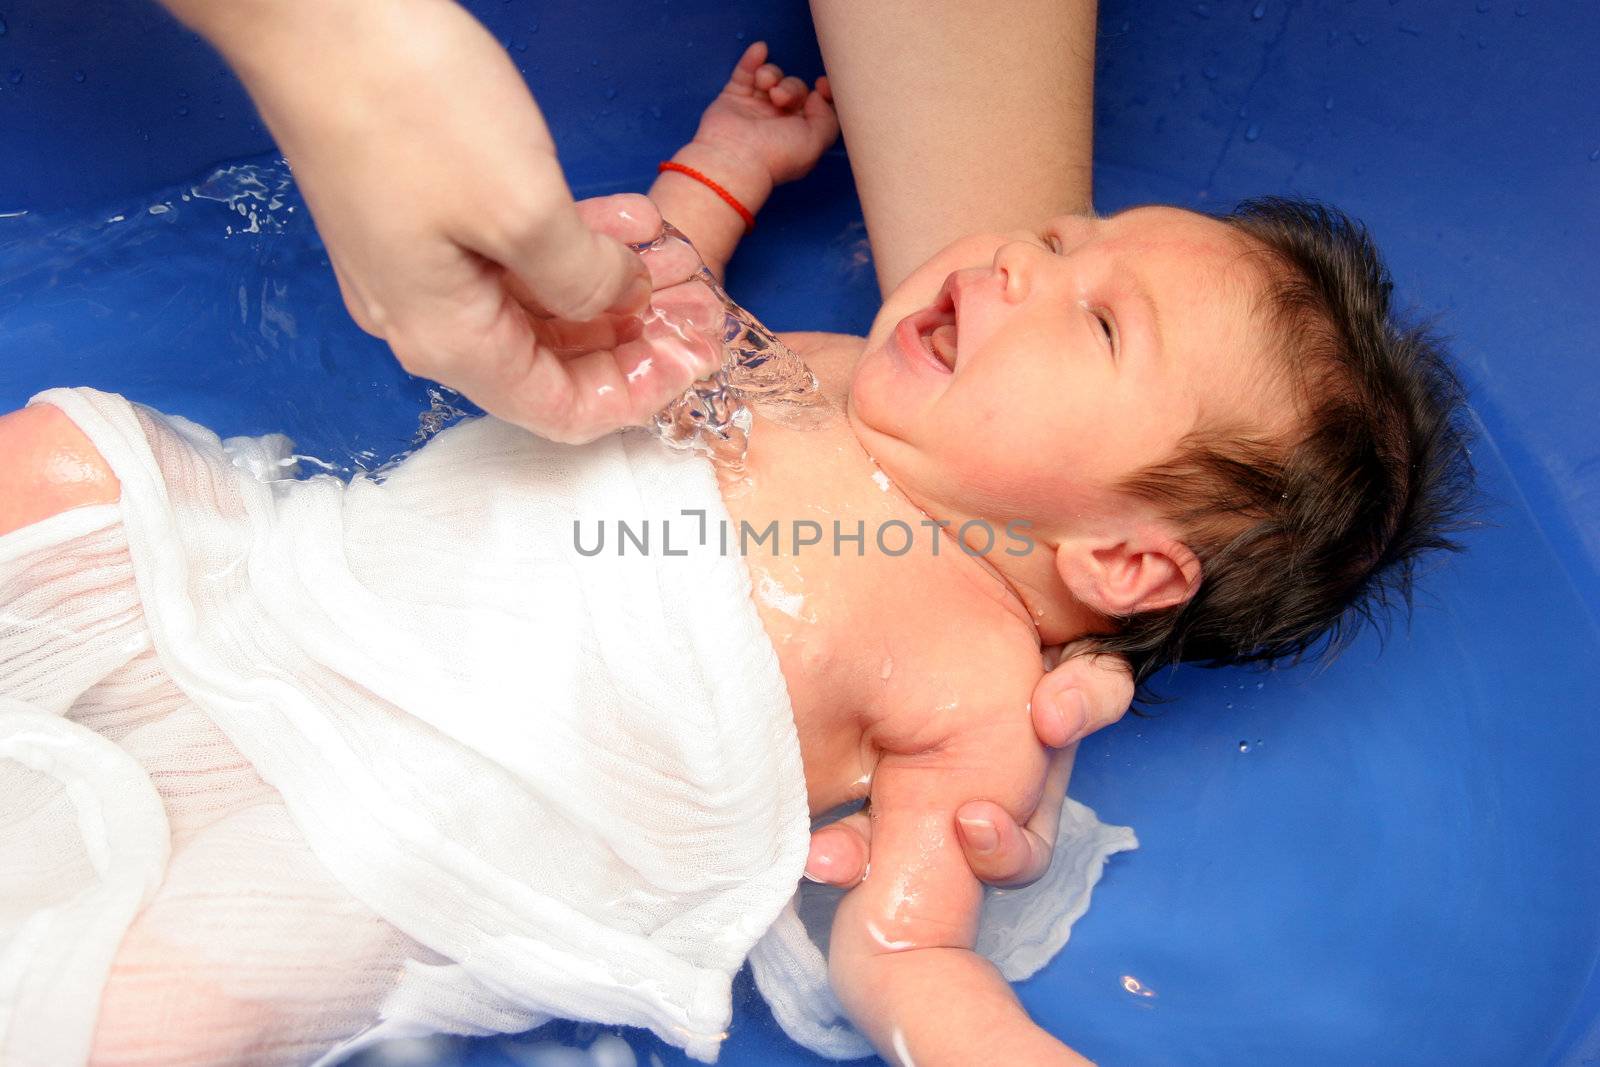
xmin=657 ymin=160 xmax=755 ymax=232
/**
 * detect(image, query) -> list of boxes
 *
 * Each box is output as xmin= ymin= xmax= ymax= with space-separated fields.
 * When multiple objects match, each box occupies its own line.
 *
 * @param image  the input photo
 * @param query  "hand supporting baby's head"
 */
xmin=848 ymin=198 xmax=1475 ymax=688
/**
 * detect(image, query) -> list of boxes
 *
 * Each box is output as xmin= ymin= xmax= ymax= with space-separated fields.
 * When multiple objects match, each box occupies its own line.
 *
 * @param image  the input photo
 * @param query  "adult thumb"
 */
xmin=501 ymin=197 xmax=651 ymax=321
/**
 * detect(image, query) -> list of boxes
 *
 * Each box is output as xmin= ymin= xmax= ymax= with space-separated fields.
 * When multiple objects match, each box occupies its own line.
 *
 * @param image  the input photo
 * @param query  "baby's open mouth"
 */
xmin=911 ymin=282 xmax=959 ymax=371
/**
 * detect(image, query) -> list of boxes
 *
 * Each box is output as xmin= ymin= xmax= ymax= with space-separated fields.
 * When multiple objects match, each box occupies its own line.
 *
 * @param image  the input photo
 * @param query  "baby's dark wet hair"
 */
xmin=1086 ymin=196 xmax=1476 ymax=690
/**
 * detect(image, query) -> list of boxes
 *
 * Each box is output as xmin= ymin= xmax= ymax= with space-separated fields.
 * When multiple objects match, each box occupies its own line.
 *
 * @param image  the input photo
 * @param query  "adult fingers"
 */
xmin=804 ymin=809 xmax=872 ymax=888
xmin=1030 ymin=644 xmax=1136 ymax=749
xmin=488 ymin=173 xmax=651 ymax=322
xmin=953 ymin=746 xmax=1076 ymax=888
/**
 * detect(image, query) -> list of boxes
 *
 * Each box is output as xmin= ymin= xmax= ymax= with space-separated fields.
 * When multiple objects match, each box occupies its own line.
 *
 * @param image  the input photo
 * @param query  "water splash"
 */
xmin=189 ymin=162 xmax=295 ymax=235
xmin=633 ymin=222 xmax=832 ymax=469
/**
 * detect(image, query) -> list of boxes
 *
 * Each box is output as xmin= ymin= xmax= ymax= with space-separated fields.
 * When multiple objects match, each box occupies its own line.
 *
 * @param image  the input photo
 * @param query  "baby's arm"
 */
xmin=647 ymin=43 xmax=837 ymax=279
xmin=829 ymin=685 xmax=1097 ymax=1065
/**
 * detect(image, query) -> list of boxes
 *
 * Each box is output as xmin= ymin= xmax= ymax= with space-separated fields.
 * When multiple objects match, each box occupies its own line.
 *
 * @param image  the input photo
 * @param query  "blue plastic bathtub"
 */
xmin=3 ymin=2 xmax=1597 ymax=1064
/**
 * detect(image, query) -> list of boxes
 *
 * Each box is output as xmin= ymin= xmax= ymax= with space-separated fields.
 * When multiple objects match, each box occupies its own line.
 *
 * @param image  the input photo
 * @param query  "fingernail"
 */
xmin=959 ymin=816 xmax=998 ymax=853
xmin=1052 ymin=689 xmax=1090 ymax=744
xmin=802 ymin=853 xmax=830 ymax=883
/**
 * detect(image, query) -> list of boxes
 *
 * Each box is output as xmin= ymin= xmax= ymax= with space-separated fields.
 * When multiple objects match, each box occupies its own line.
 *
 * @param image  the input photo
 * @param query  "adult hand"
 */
xmin=805 ymin=644 xmax=1134 ymax=889
xmin=172 ymin=0 xmax=717 ymax=443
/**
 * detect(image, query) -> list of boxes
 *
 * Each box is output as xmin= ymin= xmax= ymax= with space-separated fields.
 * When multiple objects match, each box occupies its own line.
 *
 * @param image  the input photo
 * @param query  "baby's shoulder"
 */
xmin=866 ymin=617 xmax=1051 ymax=819
xmin=867 ymin=605 xmax=1045 ymax=760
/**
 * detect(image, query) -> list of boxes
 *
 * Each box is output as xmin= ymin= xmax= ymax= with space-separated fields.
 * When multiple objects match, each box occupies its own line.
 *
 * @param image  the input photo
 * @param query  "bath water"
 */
xmin=635 ymin=221 xmax=833 ymax=469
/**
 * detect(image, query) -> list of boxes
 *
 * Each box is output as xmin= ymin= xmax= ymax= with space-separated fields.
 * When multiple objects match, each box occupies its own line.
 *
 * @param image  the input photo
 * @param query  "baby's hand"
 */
xmin=691 ymin=41 xmax=839 ymax=188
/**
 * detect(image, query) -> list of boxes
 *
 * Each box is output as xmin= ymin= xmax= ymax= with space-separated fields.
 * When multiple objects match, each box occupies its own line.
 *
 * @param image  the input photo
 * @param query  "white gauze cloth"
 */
xmin=0 ymin=387 xmax=1136 ymax=1066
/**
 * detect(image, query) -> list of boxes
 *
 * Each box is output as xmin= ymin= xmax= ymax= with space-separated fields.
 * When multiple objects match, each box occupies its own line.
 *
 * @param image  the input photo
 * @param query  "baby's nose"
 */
xmin=991 ymin=241 xmax=1050 ymax=303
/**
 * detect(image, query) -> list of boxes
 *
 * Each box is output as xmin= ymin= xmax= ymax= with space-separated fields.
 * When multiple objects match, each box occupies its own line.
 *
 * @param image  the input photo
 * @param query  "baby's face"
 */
xmin=848 ymin=206 xmax=1290 ymax=536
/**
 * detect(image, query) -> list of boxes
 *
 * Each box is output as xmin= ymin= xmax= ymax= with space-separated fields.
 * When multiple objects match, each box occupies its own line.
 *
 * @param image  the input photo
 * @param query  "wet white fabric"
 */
xmin=0 ymin=387 xmax=1136 ymax=1066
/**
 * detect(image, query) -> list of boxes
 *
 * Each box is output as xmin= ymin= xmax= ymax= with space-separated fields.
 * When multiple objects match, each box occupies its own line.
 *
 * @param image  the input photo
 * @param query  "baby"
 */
xmin=0 ymin=45 xmax=1472 ymax=1067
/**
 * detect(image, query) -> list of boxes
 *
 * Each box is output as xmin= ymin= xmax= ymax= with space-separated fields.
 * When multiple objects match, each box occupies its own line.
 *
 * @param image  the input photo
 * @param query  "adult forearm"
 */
xmin=810 ymin=0 xmax=1097 ymax=295
xmin=158 ymin=0 xmax=347 ymax=66
xmin=832 ymin=947 xmax=1095 ymax=1067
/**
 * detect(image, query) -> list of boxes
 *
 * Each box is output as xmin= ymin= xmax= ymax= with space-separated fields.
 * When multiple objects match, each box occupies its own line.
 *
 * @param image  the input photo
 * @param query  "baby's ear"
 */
xmin=1054 ymin=530 xmax=1201 ymax=618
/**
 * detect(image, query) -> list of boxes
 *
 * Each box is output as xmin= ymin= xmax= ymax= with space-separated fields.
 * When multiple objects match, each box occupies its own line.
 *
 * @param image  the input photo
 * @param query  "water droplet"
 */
xmin=529 ymin=20 xmax=539 ymax=32
xmin=1122 ymin=975 xmax=1158 ymax=998
xmin=1244 ymin=123 xmax=1260 ymax=141
xmin=735 ymin=30 xmax=746 ymax=41
xmin=1226 ymin=702 xmax=1235 ymax=710
xmin=1237 ymin=103 xmax=1249 ymax=118
xmin=1398 ymin=21 xmax=1422 ymax=35
xmin=514 ymin=41 xmax=527 ymax=52
xmin=176 ymin=105 xmax=189 ymax=116
xmin=1514 ymin=1 xmax=1527 ymax=13
xmin=72 ymin=69 xmax=86 ymax=83
xmin=1193 ymin=2 xmax=1210 ymax=15
xmin=649 ymin=104 xmax=663 ymax=119
xmin=1475 ymin=0 xmax=1489 ymax=9
xmin=178 ymin=89 xmax=189 ymax=100
xmin=1324 ymin=95 xmax=1335 ymax=110
xmin=1589 ymin=148 xmax=1599 ymax=162
xmin=1252 ymin=2 xmax=1266 ymax=18
xmin=7 ymin=69 xmax=21 ymax=85
xmin=1239 ymin=740 xmax=1250 ymax=752
xmin=1353 ymin=30 xmax=1372 ymax=45
xmin=1256 ymin=681 xmax=1265 ymax=689
xmin=605 ymin=87 xmax=617 ymax=99
xmin=0 ymin=16 xmax=7 ymax=35
xmin=1203 ymin=66 xmax=1219 ymax=79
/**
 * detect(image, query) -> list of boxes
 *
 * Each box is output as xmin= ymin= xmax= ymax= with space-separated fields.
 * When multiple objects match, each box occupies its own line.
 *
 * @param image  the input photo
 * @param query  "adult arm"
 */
xmin=156 ymin=0 xmax=709 ymax=443
xmin=809 ymin=0 xmax=1098 ymax=296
